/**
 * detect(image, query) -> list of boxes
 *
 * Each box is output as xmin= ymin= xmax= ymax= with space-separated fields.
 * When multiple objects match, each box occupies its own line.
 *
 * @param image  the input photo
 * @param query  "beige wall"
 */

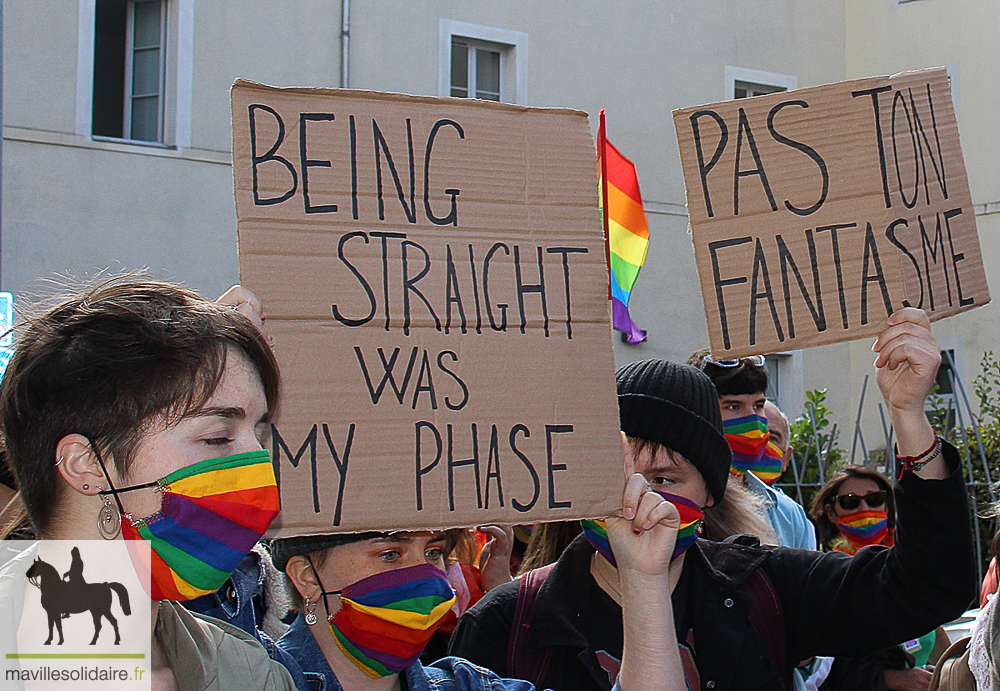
xmin=5 ymin=0 xmax=994 ymax=448
xmin=843 ymin=0 xmax=1000 ymax=453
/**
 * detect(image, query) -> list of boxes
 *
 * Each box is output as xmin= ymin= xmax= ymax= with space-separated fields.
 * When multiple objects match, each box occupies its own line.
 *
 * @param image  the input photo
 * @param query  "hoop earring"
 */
xmin=304 ymin=597 xmax=318 ymax=626
xmin=96 ymin=488 xmax=122 ymax=540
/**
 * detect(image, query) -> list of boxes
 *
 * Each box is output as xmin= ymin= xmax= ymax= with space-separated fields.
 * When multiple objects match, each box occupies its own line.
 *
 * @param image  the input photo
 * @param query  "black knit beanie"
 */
xmin=269 ymin=532 xmax=383 ymax=572
xmin=617 ymin=359 xmax=731 ymax=505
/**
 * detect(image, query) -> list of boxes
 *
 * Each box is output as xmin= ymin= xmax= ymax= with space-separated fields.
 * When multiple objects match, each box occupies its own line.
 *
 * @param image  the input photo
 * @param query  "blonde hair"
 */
xmin=703 ymin=473 xmax=776 ymax=544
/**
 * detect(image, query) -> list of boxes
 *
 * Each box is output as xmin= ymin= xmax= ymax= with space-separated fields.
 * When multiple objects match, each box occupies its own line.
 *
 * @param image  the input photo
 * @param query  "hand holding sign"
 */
xmin=872 ymin=307 xmax=942 ymax=464
xmin=673 ymin=67 xmax=989 ymax=358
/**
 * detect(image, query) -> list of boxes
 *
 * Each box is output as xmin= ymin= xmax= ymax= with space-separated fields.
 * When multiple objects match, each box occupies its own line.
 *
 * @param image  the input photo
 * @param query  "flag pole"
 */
xmin=599 ymin=110 xmax=611 ymax=300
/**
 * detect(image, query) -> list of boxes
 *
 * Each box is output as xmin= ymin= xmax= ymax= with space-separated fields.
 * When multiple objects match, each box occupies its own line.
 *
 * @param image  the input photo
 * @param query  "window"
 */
xmin=92 ymin=0 xmax=166 ymax=143
xmin=734 ymin=81 xmax=787 ymax=99
xmin=451 ymin=39 xmax=501 ymax=101
xmin=439 ymin=20 xmax=528 ymax=105
xmin=724 ymin=66 xmax=797 ymax=101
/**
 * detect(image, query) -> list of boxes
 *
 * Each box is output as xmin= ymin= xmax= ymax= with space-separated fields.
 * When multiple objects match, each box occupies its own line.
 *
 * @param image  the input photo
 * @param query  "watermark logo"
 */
xmin=26 ymin=547 xmax=131 ymax=646
xmin=2 ymin=540 xmax=152 ymax=689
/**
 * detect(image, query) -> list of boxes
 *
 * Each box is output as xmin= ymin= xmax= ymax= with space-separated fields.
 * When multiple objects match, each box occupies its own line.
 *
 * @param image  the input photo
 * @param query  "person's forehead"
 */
xmin=634 ymin=446 xmax=694 ymax=474
xmin=720 ymin=392 xmax=766 ymax=403
xmin=838 ymin=476 xmax=882 ymax=495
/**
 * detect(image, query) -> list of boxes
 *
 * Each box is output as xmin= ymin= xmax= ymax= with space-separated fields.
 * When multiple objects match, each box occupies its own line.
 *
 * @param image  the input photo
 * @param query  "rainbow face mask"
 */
xmin=837 ymin=509 xmax=890 ymax=553
xmin=581 ymin=491 xmax=704 ymax=567
xmin=322 ymin=563 xmax=456 ymax=678
xmin=756 ymin=439 xmax=785 ymax=486
xmin=724 ymin=414 xmax=771 ymax=478
xmin=101 ymin=449 xmax=280 ymax=601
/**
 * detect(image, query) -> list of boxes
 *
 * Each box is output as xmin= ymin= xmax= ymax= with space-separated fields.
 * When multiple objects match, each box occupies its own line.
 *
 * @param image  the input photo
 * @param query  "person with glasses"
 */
xmin=809 ymin=467 xmax=952 ymax=690
xmin=810 ymin=467 xmax=896 ymax=555
xmin=686 ymin=350 xmax=818 ymax=550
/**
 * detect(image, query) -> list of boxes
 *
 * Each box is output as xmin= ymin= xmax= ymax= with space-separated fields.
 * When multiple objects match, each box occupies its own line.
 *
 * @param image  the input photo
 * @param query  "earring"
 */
xmin=82 ymin=484 xmax=89 ymax=491
xmin=96 ymin=488 xmax=122 ymax=540
xmin=304 ymin=597 xmax=318 ymax=626
xmin=55 ymin=456 xmax=65 ymax=467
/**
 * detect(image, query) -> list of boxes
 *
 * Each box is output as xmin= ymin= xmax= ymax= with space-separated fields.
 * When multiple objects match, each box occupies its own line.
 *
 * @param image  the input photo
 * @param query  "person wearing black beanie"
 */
xmin=450 ymin=309 xmax=976 ymax=691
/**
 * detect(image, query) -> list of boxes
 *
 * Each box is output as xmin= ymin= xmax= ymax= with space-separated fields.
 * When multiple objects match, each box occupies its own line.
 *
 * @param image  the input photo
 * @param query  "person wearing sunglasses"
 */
xmin=686 ymin=350 xmax=818 ymax=551
xmin=809 ymin=467 xmax=951 ymax=691
xmin=810 ymin=467 xmax=896 ymax=555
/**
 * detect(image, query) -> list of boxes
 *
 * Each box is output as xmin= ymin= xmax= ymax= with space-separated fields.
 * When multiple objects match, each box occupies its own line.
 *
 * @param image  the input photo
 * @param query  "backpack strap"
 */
xmin=739 ymin=567 xmax=790 ymax=691
xmin=507 ymin=564 xmax=556 ymax=687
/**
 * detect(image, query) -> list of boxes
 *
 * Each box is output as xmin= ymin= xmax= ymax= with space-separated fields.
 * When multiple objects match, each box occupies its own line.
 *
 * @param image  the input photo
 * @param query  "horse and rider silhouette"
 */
xmin=25 ymin=547 xmax=131 ymax=645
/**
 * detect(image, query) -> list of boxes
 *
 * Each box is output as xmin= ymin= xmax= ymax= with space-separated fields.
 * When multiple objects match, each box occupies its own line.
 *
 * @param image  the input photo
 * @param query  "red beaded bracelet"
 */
xmin=895 ymin=435 xmax=942 ymax=480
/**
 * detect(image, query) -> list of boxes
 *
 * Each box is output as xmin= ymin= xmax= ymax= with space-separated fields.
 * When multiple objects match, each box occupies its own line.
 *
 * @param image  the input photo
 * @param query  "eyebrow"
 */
xmin=189 ymin=406 xmax=246 ymax=420
xmin=373 ymin=533 xmax=448 ymax=545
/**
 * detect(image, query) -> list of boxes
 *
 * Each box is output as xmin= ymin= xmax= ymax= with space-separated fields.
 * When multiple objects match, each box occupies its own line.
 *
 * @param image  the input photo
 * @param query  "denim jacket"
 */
xmin=185 ymin=550 xmax=265 ymax=636
xmin=276 ymin=613 xmax=622 ymax=691
xmin=184 ymin=550 xmax=306 ymax=690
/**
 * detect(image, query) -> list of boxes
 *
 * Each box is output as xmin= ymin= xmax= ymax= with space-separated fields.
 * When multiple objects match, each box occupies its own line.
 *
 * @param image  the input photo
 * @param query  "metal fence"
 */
xmin=775 ymin=351 xmax=999 ymax=585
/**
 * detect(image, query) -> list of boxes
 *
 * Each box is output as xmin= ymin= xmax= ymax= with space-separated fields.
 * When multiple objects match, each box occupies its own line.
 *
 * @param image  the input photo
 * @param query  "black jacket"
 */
xmin=449 ymin=443 xmax=977 ymax=691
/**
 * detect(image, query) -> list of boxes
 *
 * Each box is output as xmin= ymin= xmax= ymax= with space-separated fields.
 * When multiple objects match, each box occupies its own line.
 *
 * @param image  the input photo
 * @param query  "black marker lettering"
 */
xmin=515 ymin=245 xmax=549 ymax=337
xmin=249 ymin=104 xmax=297 ymax=206
xmin=401 ymin=240 xmax=441 ymax=336
xmin=851 ymin=85 xmax=893 ymax=208
xmin=299 ymin=113 xmax=338 ymax=214
xmin=424 ymin=119 xmax=464 ymax=226
xmin=689 ymin=109 xmax=728 ymax=218
xmin=271 ymin=424 xmax=319 ymax=513
xmin=373 ymin=118 xmax=417 ymax=223
xmin=414 ymin=421 xmax=442 ymax=511
xmin=332 ymin=231 xmax=376 ymax=327
xmin=546 ymin=247 xmax=588 ymax=340
xmin=708 ymin=237 xmax=752 ymax=350
xmin=545 ymin=425 xmax=573 ymax=509
xmin=321 ymin=423 xmax=355 ymax=527
xmin=749 ymin=238 xmax=784 ymax=346
xmin=509 ymin=425 xmax=539 ymax=512
xmin=767 ymin=101 xmax=829 ymax=216
xmin=447 ymin=424 xmax=482 ymax=511
xmin=860 ymin=222 xmax=894 ymax=325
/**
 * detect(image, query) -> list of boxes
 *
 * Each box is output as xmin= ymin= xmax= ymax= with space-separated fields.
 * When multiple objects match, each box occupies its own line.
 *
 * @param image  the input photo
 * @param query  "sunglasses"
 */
xmin=699 ymin=353 xmax=766 ymax=370
xmin=832 ymin=490 xmax=887 ymax=511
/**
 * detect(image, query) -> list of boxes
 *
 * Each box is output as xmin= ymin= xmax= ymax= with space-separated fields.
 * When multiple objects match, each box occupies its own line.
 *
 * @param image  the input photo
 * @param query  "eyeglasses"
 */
xmin=832 ymin=490 xmax=887 ymax=511
xmin=699 ymin=353 xmax=766 ymax=370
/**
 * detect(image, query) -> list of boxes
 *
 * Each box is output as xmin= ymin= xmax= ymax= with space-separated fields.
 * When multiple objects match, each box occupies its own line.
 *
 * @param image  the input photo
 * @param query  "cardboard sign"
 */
xmin=674 ymin=67 xmax=989 ymax=358
xmin=232 ymin=81 xmax=622 ymax=537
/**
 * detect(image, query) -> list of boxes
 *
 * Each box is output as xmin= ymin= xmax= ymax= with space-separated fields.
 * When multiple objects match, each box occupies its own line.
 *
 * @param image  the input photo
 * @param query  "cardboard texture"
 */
xmin=232 ymin=81 xmax=622 ymax=537
xmin=674 ymin=67 xmax=989 ymax=358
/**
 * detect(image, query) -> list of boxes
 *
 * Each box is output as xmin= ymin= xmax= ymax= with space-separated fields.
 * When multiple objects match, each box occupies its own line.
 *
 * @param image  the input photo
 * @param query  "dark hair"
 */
xmin=808 ymin=466 xmax=895 ymax=550
xmin=686 ymin=349 xmax=768 ymax=396
xmin=517 ymin=521 xmax=582 ymax=575
xmin=0 ymin=276 xmax=280 ymax=535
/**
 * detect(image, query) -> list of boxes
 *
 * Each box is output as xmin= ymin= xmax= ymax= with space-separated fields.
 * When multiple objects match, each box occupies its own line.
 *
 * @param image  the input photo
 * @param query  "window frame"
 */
xmin=724 ymin=66 xmax=798 ymax=101
xmin=122 ymin=0 xmax=167 ymax=143
xmin=78 ymin=0 xmax=193 ymax=149
xmin=450 ymin=37 xmax=503 ymax=101
xmin=439 ymin=19 xmax=528 ymax=105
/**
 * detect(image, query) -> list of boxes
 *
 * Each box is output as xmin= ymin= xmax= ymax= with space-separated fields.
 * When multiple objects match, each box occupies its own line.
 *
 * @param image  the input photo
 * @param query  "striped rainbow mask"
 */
xmin=581 ymin=490 xmax=704 ymax=567
xmin=107 ymin=449 xmax=280 ymax=601
xmin=837 ymin=509 xmax=889 ymax=552
xmin=326 ymin=563 xmax=456 ymax=678
xmin=755 ymin=439 xmax=785 ymax=486
xmin=724 ymin=414 xmax=771 ymax=477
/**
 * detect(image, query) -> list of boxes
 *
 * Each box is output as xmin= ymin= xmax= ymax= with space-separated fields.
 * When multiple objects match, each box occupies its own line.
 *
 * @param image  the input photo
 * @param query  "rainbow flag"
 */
xmin=598 ymin=111 xmax=649 ymax=344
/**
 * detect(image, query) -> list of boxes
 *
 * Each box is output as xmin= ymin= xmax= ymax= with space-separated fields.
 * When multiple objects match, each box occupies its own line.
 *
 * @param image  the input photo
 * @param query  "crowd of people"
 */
xmin=0 ymin=275 xmax=994 ymax=691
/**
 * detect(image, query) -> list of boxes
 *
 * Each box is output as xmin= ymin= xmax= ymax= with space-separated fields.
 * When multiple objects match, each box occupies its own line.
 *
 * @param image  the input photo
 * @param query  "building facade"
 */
xmin=2 ymin=0 xmax=997 ymax=452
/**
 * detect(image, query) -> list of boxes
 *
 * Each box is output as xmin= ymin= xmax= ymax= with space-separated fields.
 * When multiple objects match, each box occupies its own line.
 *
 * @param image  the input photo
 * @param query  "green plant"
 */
xmin=780 ymin=388 xmax=845 ymax=511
